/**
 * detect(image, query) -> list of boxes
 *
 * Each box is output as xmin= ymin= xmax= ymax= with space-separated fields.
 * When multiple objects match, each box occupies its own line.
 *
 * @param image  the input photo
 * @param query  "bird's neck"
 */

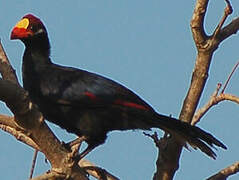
xmin=23 ymin=33 xmax=51 ymax=64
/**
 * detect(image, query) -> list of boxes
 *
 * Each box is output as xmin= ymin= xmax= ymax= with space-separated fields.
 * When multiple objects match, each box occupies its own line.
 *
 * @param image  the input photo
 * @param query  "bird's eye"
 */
xmin=29 ymin=25 xmax=37 ymax=32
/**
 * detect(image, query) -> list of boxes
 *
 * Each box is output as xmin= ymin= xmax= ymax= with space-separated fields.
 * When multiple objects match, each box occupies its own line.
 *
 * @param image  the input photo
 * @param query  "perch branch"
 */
xmin=0 ymin=114 xmax=39 ymax=150
xmin=0 ymin=41 xmax=88 ymax=179
xmin=0 ymin=40 xmax=19 ymax=84
xmin=0 ymin=40 xmax=120 ymax=179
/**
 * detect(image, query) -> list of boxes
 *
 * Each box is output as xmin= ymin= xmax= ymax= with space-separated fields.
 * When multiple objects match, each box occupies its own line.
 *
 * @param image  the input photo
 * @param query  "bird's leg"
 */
xmin=61 ymin=136 xmax=87 ymax=154
xmin=70 ymin=136 xmax=88 ymax=157
xmin=70 ymin=142 xmax=82 ymax=157
xmin=68 ymin=136 xmax=87 ymax=147
xmin=74 ymin=145 xmax=95 ymax=162
xmin=63 ymin=136 xmax=94 ymax=161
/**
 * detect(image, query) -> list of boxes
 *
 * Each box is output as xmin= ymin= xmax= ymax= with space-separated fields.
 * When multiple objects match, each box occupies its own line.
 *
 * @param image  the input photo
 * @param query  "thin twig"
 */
xmin=192 ymin=83 xmax=221 ymax=125
xmin=193 ymin=59 xmax=239 ymax=124
xmin=29 ymin=150 xmax=38 ymax=179
xmin=212 ymin=0 xmax=233 ymax=38
xmin=192 ymin=91 xmax=239 ymax=125
xmin=221 ymin=60 xmax=239 ymax=93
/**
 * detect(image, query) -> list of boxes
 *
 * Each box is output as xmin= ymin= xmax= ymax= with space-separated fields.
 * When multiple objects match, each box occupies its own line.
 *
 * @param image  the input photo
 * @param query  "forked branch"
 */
xmin=154 ymin=0 xmax=239 ymax=179
xmin=192 ymin=60 xmax=239 ymax=125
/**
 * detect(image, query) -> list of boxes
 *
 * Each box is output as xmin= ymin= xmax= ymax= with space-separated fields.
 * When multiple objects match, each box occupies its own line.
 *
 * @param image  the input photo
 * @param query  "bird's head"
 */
xmin=11 ymin=14 xmax=47 ymax=40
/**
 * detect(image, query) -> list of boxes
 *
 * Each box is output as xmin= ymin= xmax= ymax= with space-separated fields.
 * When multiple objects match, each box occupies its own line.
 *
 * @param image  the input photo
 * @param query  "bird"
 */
xmin=10 ymin=14 xmax=226 ymax=159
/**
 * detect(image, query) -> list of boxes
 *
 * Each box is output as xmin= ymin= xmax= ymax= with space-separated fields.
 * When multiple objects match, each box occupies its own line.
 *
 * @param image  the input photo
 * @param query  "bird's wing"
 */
xmin=39 ymin=64 xmax=153 ymax=111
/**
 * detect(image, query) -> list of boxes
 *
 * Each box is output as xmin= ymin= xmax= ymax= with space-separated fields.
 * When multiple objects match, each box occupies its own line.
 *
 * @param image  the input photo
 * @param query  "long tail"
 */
xmin=150 ymin=113 xmax=227 ymax=159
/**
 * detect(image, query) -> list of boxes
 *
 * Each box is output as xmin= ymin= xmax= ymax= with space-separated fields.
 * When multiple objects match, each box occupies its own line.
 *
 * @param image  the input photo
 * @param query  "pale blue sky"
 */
xmin=0 ymin=1 xmax=239 ymax=180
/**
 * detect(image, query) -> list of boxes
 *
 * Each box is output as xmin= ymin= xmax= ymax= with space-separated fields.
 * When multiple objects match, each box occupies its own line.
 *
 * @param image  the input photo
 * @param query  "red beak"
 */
xmin=10 ymin=27 xmax=31 ymax=40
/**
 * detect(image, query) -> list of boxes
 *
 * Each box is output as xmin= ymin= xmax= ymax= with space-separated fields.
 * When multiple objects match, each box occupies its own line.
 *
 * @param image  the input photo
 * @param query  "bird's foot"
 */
xmin=61 ymin=136 xmax=87 ymax=154
xmin=74 ymin=145 xmax=94 ymax=162
xmin=61 ymin=136 xmax=94 ymax=162
xmin=68 ymin=136 xmax=87 ymax=147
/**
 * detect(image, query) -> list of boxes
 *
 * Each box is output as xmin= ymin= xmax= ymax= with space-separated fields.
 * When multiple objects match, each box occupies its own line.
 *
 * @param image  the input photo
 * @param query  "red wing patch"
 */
xmin=114 ymin=99 xmax=149 ymax=110
xmin=84 ymin=91 xmax=97 ymax=100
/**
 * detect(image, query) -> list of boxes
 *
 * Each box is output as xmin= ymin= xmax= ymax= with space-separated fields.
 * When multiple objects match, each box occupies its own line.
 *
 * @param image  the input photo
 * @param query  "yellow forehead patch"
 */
xmin=15 ymin=18 xmax=29 ymax=29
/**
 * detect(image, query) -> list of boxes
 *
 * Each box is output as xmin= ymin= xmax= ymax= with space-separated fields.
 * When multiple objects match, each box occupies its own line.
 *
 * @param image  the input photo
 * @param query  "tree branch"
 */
xmin=0 ymin=41 xmax=88 ymax=179
xmin=212 ymin=0 xmax=232 ymax=39
xmin=0 ymin=40 xmax=19 ymax=84
xmin=192 ymin=91 xmax=239 ymax=125
xmin=190 ymin=0 xmax=209 ymax=46
xmin=193 ymin=59 xmax=239 ymax=125
xmin=207 ymin=161 xmax=239 ymax=180
xmin=219 ymin=17 xmax=239 ymax=42
xmin=153 ymin=1 xmax=239 ymax=179
xmin=80 ymin=159 xmax=120 ymax=180
xmin=0 ymin=40 xmax=121 ymax=179
xmin=0 ymin=112 xmax=118 ymax=179
xmin=0 ymin=114 xmax=39 ymax=150
xmin=30 ymin=171 xmax=66 ymax=180
xmin=221 ymin=60 xmax=239 ymax=93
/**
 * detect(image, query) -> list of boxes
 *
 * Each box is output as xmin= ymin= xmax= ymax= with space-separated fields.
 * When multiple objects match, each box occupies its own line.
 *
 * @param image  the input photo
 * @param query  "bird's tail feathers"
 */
xmin=150 ymin=113 xmax=227 ymax=159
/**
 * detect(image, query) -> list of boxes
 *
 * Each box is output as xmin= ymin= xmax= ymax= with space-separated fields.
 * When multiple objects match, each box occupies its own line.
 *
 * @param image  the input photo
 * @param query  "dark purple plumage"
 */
xmin=11 ymin=14 xmax=226 ymax=159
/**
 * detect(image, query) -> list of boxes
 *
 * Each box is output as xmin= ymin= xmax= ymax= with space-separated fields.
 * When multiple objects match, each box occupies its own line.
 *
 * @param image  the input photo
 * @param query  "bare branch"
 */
xmin=0 ymin=78 xmax=90 ymax=179
xmin=219 ymin=17 xmax=239 ymax=41
xmin=190 ymin=0 xmax=239 ymax=52
xmin=154 ymin=1 xmax=239 ymax=179
xmin=193 ymin=59 xmax=239 ymax=125
xmin=0 ymin=40 xmax=121 ymax=180
xmin=0 ymin=113 xmax=117 ymax=180
xmin=79 ymin=159 xmax=120 ymax=180
xmin=190 ymin=0 xmax=209 ymax=47
xmin=221 ymin=60 xmax=239 ymax=93
xmin=29 ymin=150 xmax=39 ymax=179
xmin=212 ymin=0 xmax=233 ymax=38
xmin=0 ymin=40 xmax=19 ymax=84
xmin=0 ymin=41 xmax=88 ymax=179
xmin=0 ymin=79 xmax=68 ymax=167
xmin=192 ymin=91 xmax=239 ymax=125
xmin=192 ymin=83 xmax=221 ymax=125
xmin=207 ymin=161 xmax=239 ymax=180
xmin=0 ymin=114 xmax=39 ymax=150
xmin=30 ymin=171 xmax=66 ymax=180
